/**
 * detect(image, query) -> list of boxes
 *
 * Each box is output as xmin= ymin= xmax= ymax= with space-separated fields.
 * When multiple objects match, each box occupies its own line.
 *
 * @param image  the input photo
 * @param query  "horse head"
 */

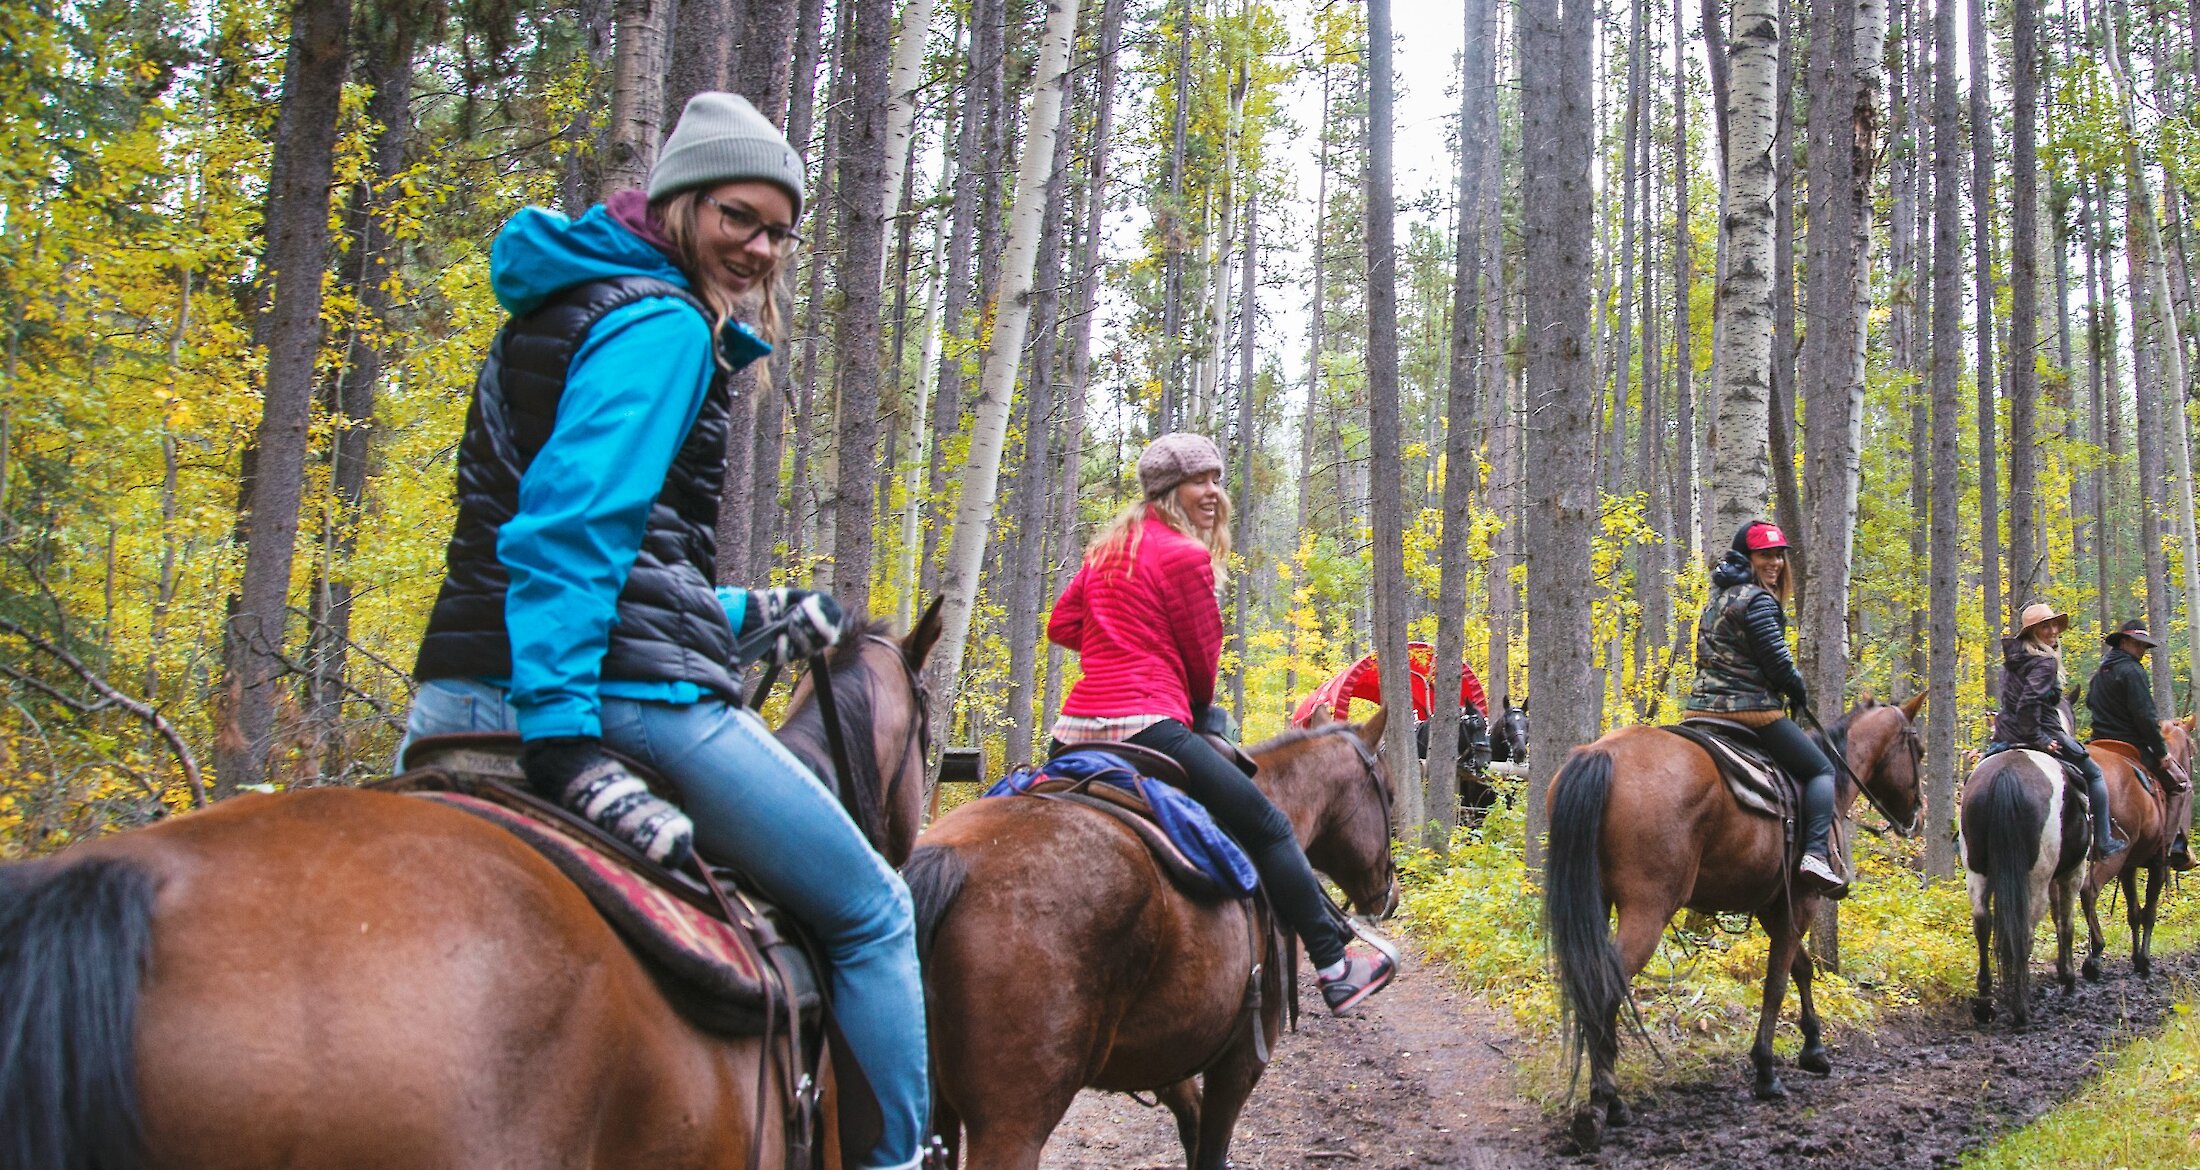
xmin=1491 ymin=696 xmax=1530 ymax=763
xmin=778 ymin=598 xmax=943 ymax=866
xmin=1252 ymin=708 xmax=1399 ymax=921
xmin=2163 ymin=713 xmax=2196 ymax=775
xmin=1834 ymin=692 xmax=1926 ymax=837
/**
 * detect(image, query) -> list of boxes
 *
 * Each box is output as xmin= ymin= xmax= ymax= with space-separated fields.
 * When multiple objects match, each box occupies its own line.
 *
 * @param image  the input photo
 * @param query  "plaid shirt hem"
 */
xmin=1049 ymin=714 xmax=1175 ymax=746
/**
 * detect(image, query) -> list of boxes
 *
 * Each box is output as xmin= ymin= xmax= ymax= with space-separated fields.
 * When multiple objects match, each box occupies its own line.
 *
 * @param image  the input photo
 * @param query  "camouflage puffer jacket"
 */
xmin=1685 ymin=553 xmax=1808 ymax=714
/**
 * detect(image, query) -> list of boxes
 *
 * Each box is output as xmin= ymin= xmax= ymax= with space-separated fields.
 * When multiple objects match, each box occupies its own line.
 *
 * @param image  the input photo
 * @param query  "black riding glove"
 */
xmin=741 ymin=587 xmax=846 ymax=666
xmin=522 ymin=736 xmax=694 ymax=868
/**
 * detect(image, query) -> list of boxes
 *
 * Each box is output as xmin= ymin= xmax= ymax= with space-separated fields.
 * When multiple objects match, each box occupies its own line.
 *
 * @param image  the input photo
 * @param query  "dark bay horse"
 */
xmin=2081 ymin=716 xmax=2196 ymax=982
xmin=904 ymin=712 xmax=1399 ymax=1170
xmin=1491 ymin=697 xmax=1530 ymax=765
xmin=1544 ymin=695 xmax=1925 ymax=1152
xmin=1961 ymin=687 xmax=2088 ymax=1027
xmin=0 ymin=606 xmax=939 ymax=1170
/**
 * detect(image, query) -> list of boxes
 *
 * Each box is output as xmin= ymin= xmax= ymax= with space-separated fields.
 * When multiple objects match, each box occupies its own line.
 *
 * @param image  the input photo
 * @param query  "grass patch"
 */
xmin=1396 ymin=783 xmax=2200 ymax=1106
xmin=1959 ymin=979 xmax=2200 ymax=1169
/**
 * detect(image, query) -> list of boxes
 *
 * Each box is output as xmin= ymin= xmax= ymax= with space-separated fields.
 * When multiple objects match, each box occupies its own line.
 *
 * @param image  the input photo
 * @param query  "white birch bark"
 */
xmin=1709 ymin=0 xmax=1778 ymax=545
xmin=925 ymin=0 xmax=1083 ymax=721
xmin=881 ymin=0 xmax=937 ymax=226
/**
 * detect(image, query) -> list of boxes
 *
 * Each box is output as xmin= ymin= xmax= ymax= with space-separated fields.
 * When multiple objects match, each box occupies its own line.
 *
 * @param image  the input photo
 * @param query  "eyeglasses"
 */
xmin=700 ymin=194 xmax=804 ymax=249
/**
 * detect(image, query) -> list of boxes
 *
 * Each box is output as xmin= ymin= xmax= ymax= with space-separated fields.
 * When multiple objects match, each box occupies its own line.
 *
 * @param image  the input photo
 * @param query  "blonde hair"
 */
xmin=1084 ymin=487 xmax=1233 ymax=579
xmin=652 ymin=190 xmax=789 ymax=362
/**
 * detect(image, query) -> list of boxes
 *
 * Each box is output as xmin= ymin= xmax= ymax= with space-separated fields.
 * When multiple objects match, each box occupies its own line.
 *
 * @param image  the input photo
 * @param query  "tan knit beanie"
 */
xmin=1137 ymin=432 xmax=1225 ymax=499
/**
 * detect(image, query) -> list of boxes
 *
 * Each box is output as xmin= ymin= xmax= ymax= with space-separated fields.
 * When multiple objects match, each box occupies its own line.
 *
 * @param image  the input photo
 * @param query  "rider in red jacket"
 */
xmin=1048 ymin=432 xmax=1395 ymax=1016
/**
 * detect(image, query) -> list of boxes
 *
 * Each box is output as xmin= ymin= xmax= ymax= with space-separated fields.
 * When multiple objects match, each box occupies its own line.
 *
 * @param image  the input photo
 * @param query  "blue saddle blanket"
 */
xmin=984 ymin=752 xmax=1260 ymax=896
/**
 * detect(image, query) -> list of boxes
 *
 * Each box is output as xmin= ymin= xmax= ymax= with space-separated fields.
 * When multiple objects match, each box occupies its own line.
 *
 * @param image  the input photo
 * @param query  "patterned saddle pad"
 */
xmin=376 ymin=735 xmax=819 ymax=1037
xmin=1663 ymin=718 xmax=1791 ymax=820
xmin=987 ymin=750 xmax=1260 ymax=899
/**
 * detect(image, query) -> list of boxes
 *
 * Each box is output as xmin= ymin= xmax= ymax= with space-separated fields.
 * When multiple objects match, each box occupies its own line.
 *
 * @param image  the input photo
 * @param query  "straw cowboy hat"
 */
xmin=2016 ymin=602 xmax=2070 ymax=639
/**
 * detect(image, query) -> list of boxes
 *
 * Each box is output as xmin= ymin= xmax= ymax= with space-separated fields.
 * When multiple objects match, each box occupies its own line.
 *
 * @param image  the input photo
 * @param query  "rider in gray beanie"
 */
xmin=648 ymin=92 xmax=807 ymax=218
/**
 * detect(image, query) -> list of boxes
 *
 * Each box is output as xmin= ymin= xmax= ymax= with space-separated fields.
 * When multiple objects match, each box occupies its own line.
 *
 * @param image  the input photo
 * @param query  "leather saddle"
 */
xmin=381 ymin=734 xmax=820 ymax=1035
xmin=1024 ymin=747 xmax=1247 ymax=901
xmin=1664 ymin=717 xmax=1793 ymax=822
xmin=1060 ymin=736 xmax=1259 ymax=784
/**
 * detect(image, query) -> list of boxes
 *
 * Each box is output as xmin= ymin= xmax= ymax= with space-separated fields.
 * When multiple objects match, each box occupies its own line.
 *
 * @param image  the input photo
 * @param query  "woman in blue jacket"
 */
xmin=398 ymin=93 xmax=929 ymax=1170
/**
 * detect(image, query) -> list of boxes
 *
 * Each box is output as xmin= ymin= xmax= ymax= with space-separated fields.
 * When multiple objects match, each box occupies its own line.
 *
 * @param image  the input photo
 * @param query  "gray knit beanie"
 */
xmin=1138 ymin=432 xmax=1226 ymax=499
xmin=648 ymin=92 xmax=807 ymax=218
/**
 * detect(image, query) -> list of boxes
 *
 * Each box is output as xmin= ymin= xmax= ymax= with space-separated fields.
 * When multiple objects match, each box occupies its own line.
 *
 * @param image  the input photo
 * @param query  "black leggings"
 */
xmin=1752 ymin=716 xmax=1838 ymax=859
xmin=1125 ymin=719 xmax=1352 ymax=970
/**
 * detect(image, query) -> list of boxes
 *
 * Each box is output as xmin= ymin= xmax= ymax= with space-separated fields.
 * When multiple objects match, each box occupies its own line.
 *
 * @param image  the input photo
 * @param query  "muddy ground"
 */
xmin=1034 ymin=945 xmax=2198 ymax=1169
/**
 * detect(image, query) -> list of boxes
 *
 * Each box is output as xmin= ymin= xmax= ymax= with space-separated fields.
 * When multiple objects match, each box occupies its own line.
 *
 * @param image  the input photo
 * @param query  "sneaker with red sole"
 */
xmin=1319 ymin=942 xmax=1397 ymax=1017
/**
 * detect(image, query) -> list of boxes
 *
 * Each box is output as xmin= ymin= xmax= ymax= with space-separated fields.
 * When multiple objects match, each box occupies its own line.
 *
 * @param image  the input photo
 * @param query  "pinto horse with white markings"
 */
xmin=1961 ymin=687 xmax=2090 ymax=1026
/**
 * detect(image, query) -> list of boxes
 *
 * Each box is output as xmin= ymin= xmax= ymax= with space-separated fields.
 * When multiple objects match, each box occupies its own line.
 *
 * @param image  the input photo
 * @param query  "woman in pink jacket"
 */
xmin=1047 ymin=433 xmax=1396 ymax=1015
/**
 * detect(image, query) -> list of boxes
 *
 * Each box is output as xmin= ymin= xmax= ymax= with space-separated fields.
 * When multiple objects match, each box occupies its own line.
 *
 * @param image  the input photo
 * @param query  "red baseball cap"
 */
xmin=1741 ymin=521 xmax=1789 ymax=552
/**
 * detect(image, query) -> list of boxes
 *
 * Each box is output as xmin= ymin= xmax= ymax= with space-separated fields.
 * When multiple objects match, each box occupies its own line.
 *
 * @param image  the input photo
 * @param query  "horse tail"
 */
xmin=0 ymin=856 xmax=157 ymax=1170
xmin=1543 ymin=749 xmax=1627 ymax=1073
xmin=901 ymin=844 xmax=967 ymax=966
xmin=1981 ymin=769 xmax=2047 ymax=1014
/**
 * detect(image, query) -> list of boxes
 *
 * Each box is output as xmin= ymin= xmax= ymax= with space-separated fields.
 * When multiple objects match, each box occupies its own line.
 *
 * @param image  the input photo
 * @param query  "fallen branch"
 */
xmin=0 ymin=617 xmax=205 ymax=808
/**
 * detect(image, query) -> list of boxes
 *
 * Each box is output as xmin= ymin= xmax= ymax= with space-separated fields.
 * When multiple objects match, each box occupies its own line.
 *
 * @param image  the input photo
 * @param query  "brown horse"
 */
xmin=903 ymin=712 xmax=1399 ymax=1170
xmin=0 ymin=607 xmax=939 ymax=1170
xmin=2081 ymin=716 xmax=2197 ymax=982
xmin=1544 ymin=695 xmax=1926 ymax=1152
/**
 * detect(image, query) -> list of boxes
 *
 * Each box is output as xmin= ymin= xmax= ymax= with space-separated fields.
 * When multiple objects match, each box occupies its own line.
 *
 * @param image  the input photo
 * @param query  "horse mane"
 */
xmin=1247 ymin=722 xmax=1356 ymax=761
xmin=774 ymin=619 xmax=893 ymax=850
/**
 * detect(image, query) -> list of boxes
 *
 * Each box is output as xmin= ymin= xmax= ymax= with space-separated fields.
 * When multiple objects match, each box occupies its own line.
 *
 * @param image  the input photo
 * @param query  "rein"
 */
xmin=747 ymin=624 xmax=932 ymax=856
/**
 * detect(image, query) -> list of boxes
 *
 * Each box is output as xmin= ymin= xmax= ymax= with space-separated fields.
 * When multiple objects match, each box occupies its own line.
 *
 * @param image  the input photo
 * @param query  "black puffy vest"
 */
xmin=413 ymin=276 xmax=740 ymax=700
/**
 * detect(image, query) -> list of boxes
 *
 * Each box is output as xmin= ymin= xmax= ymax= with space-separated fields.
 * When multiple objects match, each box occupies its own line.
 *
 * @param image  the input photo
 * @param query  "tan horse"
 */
xmin=2081 ymin=716 xmax=2197 ymax=981
xmin=0 ymin=609 xmax=938 ymax=1170
xmin=1544 ymin=695 xmax=1926 ymax=1152
xmin=903 ymin=713 xmax=1399 ymax=1170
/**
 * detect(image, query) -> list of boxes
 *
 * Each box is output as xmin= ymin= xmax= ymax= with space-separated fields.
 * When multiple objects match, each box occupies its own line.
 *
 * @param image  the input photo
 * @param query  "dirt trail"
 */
xmin=1034 ymin=945 xmax=2198 ymax=1169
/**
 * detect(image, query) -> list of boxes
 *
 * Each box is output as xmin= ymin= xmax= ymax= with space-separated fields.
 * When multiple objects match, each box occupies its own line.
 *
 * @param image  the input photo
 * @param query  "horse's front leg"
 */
xmin=1789 ymin=944 xmax=1829 ymax=1075
xmin=1154 ymin=1079 xmax=1202 ymax=1168
xmin=1970 ymin=874 xmax=1995 ymax=1023
xmin=1749 ymin=906 xmax=1803 ymax=1100
xmin=2081 ymin=871 xmax=2107 ymax=982
xmin=2051 ymin=872 xmax=2080 ymax=995
xmin=2136 ymin=862 xmax=2165 ymax=978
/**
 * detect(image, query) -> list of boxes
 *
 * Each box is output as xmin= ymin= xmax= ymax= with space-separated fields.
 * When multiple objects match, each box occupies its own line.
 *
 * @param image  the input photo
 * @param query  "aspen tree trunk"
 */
xmin=1521 ymin=0 xmax=1596 ymax=868
xmin=1674 ymin=0 xmax=1701 ymax=564
xmin=882 ymin=0 xmax=939 ymax=221
xmin=1431 ymin=0 xmax=1499 ymax=832
xmin=920 ymin=0 xmax=1001 ymax=600
xmin=1901 ymin=0 xmax=1934 ymax=692
xmin=603 ymin=0 xmax=674 ymax=197
xmin=1159 ymin=0 xmax=1194 ymax=432
xmin=1710 ymin=0 xmax=1779 ymax=548
xmin=216 ymin=0 xmax=354 ymax=794
xmin=830 ymin=0 xmax=892 ymax=613
xmin=1769 ymin=0 xmax=1805 ymax=581
xmin=1231 ymin=187 xmax=1259 ymax=723
xmin=2008 ymin=0 xmax=2043 ymax=613
xmin=2085 ymin=177 xmax=2115 ymax=634
xmin=927 ymin=0 xmax=1083 ymax=733
xmin=1298 ymin=67 xmax=1332 ymax=547
xmin=2106 ymin=0 xmax=2176 ymax=708
xmin=1926 ymin=0 xmax=1965 ymax=877
xmin=1971 ymin=0 xmax=2003 ymax=667
xmin=1002 ymin=91 xmax=1077 ymax=766
xmin=1046 ymin=0 xmax=1124 ymax=727
xmin=1798 ymin=0 xmax=1886 ymax=712
xmin=1366 ymin=0 xmax=1426 ymax=837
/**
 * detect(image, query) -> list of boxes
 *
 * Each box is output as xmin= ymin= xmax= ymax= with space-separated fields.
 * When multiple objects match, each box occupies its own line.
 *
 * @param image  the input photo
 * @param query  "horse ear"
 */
xmin=1307 ymin=707 xmax=1334 ymax=728
xmin=1900 ymin=691 xmax=1926 ymax=720
xmin=1358 ymin=706 xmax=1389 ymax=748
xmin=2067 ymin=682 xmax=2083 ymax=706
xmin=1519 ymin=697 xmax=1528 ymax=715
xmin=903 ymin=596 xmax=945 ymax=668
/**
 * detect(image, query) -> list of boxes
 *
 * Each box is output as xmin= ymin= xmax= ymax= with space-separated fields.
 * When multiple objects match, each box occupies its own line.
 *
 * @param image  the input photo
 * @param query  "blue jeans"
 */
xmin=400 ymin=679 xmax=929 ymax=1170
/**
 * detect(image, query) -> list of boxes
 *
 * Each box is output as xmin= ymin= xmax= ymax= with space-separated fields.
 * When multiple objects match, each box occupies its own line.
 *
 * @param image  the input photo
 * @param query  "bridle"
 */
xmin=746 ymin=624 xmax=933 ymax=851
xmin=1310 ymin=723 xmax=1395 ymax=884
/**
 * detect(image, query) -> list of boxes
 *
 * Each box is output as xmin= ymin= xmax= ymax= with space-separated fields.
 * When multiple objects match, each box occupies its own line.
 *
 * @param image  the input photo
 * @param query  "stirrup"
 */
xmin=2092 ymin=834 xmax=2129 ymax=862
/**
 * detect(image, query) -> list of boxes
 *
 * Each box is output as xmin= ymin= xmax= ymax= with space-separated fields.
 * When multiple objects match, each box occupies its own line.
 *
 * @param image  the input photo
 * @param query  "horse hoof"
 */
xmin=1799 ymin=1046 xmax=1832 ymax=1076
xmin=2060 ymin=977 xmax=2077 ymax=996
xmin=1605 ymin=1097 xmax=1632 ymax=1127
xmin=1567 ymin=1105 xmax=1604 ymax=1153
xmin=2082 ymin=958 xmax=2102 ymax=982
xmin=2137 ymin=957 xmax=2153 ymax=978
xmin=1972 ymin=999 xmax=1994 ymax=1025
xmin=1753 ymin=1075 xmax=1789 ymax=1101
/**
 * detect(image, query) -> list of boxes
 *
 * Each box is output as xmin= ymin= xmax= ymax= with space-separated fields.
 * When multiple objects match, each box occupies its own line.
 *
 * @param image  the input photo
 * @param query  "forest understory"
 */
xmin=1034 ymin=942 xmax=2200 ymax=1169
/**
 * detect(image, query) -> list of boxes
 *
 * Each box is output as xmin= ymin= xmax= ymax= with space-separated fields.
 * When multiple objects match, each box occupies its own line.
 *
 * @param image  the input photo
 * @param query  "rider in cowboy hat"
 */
xmin=1684 ymin=520 xmax=1848 ymax=897
xmin=1995 ymin=602 xmax=2126 ymax=860
xmin=2088 ymin=618 xmax=2192 ymax=868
